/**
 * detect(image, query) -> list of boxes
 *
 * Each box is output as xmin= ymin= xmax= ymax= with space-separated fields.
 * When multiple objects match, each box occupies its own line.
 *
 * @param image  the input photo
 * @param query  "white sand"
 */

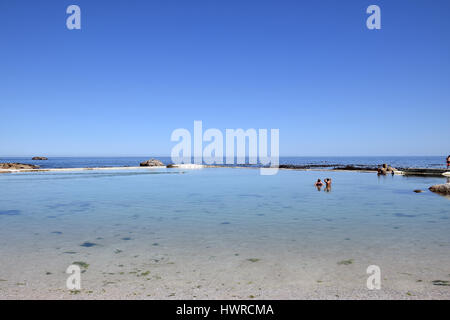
xmin=1 ymin=234 xmax=449 ymax=300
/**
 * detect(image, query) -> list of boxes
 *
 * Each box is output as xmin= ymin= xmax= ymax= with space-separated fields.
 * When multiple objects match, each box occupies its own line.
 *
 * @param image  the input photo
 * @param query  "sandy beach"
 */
xmin=1 ymin=232 xmax=449 ymax=300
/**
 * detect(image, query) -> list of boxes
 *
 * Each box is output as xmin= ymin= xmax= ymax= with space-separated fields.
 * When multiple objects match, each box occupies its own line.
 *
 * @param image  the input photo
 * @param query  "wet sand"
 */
xmin=1 ymin=237 xmax=449 ymax=300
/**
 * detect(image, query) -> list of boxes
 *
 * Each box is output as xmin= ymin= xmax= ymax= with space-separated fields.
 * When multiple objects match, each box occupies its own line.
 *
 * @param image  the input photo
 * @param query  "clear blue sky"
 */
xmin=1 ymin=0 xmax=449 ymax=156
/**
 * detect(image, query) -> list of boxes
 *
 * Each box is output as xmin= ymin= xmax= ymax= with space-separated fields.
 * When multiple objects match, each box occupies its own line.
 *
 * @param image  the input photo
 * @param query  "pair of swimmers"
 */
xmin=315 ymin=178 xmax=332 ymax=191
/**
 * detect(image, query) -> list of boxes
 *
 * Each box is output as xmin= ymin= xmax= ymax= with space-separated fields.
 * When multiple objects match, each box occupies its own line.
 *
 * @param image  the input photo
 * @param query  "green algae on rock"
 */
xmin=73 ymin=261 xmax=89 ymax=269
xmin=337 ymin=259 xmax=354 ymax=265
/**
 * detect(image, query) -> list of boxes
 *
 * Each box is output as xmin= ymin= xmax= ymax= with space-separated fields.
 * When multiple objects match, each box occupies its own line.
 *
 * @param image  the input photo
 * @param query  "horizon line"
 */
xmin=0 ymin=155 xmax=446 ymax=158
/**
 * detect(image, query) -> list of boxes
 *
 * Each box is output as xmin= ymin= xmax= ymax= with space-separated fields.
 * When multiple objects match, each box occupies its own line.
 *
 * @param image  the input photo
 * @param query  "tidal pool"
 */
xmin=0 ymin=168 xmax=449 ymax=299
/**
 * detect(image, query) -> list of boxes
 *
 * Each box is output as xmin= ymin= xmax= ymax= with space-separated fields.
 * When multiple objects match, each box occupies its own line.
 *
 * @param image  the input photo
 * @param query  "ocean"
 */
xmin=0 ymin=156 xmax=447 ymax=169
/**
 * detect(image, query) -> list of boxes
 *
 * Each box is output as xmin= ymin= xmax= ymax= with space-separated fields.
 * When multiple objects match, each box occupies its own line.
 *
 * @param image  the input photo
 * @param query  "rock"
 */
xmin=378 ymin=164 xmax=396 ymax=175
xmin=413 ymin=190 xmax=424 ymax=193
xmin=334 ymin=165 xmax=377 ymax=171
xmin=429 ymin=183 xmax=450 ymax=194
xmin=139 ymin=158 xmax=165 ymax=167
xmin=32 ymin=157 xmax=48 ymax=160
xmin=0 ymin=163 xmax=40 ymax=170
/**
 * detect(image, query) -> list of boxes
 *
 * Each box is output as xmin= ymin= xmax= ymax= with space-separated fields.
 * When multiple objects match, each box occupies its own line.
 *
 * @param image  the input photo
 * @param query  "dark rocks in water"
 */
xmin=279 ymin=164 xmax=341 ymax=169
xmin=209 ymin=163 xmax=399 ymax=172
xmin=429 ymin=183 xmax=450 ymax=194
xmin=279 ymin=163 xmax=404 ymax=172
xmin=279 ymin=164 xmax=313 ymax=169
xmin=0 ymin=163 xmax=39 ymax=170
xmin=140 ymin=158 xmax=165 ymax=167
xmin=278 ymin=163 xmax=366 ymax=170
xmin=32 ymin=157 xmax=48 ymax=160
xmin=0 ymin=210 xmax=21 ymax=216
xmin=337 ymin=259 xmax=354 ymax=265
xmin=413 ymin=190 xmax=424 ymax=193
xmin=395 ymin=213 xmax=416 ymax=218
xmin=431 ymin=280 xmax=450 ymax=286
xmin=80 ymin=242 xmax=98 ymax=247
xmin=334 ymin=165 xmax=377 ymax=171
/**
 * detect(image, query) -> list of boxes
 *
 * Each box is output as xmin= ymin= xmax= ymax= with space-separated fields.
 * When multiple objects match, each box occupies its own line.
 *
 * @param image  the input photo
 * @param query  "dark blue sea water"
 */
xmin=0 ymin=156 xmax=447 ymax=169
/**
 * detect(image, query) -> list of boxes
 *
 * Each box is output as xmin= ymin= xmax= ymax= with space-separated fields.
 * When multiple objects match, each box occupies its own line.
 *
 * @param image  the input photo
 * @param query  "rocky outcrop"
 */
xmin=401 ymin=168 xmax=449 ymax=177
xmin=139 ymin=159 xmax=165 ymax=167
xmin=32 ymin=157 xmax=48 ymax=160
xmin=377 ymin=163 xmax=397 ymax=175
xmin=429 ymin=183 xmax=450 ymax=194
xmin=0 ymin=163 xmax=40 ymax=170
xmin=334 ymin=165 xmax=378 ymax=171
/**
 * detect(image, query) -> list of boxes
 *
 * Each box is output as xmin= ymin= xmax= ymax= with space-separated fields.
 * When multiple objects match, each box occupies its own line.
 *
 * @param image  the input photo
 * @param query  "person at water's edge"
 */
xmin=447 ymin=155 xmax=450 ymax=169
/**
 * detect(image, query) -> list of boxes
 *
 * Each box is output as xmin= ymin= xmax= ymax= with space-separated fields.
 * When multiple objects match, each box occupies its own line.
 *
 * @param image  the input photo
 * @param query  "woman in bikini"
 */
xmin=315 ymin=179 xmax=323 ymax=191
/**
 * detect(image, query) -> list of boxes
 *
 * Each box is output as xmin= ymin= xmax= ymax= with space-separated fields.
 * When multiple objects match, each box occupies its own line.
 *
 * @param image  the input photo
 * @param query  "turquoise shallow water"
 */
xmin=0 ymin=168 xmax=449 ymax=298
xmin=1 ymin=168 xmax=449 ymax=243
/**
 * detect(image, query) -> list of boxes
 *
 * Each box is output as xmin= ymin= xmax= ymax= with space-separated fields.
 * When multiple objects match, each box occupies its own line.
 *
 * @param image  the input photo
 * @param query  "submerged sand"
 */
xmin=1 ymin=226 xmax=449 ymax=300
xmin=0 ymin=167 xmax=449 ymax=300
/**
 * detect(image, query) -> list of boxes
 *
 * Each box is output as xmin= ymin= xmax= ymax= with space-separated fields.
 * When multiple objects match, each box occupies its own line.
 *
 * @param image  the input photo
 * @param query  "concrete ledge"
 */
xmin=167 ymin=164 xmax=204 ymax=169
xmin=0 ymin=166 xmax=166 ymax=174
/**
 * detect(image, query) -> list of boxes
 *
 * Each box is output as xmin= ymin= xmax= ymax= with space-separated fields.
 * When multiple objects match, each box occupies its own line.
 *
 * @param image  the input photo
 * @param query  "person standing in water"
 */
xmin=315 ymin=179 xmax=323 ymax=191
xmin=447 ymin=155 xmax=450 ymax=169
xmin=324 ymin=178 xmax=332 ymax=192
